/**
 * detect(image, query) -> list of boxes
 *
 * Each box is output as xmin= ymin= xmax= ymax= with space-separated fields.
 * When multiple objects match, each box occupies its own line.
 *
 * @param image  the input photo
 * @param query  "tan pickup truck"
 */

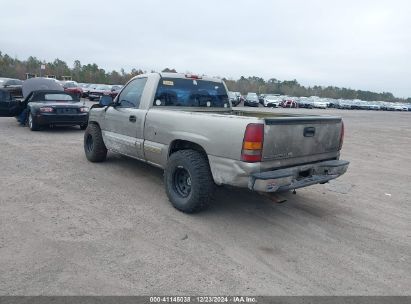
xmin=84 ymin=73 xmax=349 ymax=213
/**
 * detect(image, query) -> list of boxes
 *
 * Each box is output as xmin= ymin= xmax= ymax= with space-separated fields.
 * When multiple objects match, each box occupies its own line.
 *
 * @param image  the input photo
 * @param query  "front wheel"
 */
xmin=164 ymin=150 xmax=215 ymax=213
xmin=84 ymin=124 xmax=107 ymax=162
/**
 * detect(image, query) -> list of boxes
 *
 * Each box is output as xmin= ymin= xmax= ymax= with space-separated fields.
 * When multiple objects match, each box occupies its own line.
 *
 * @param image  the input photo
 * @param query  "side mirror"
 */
xmin=99 ymin=95 xmax=113 ymax=107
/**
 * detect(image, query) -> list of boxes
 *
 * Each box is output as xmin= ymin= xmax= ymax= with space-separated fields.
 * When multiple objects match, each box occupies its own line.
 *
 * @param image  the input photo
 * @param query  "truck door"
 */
xmin=102 ymin=77 xmax=148 ymax=159
xmin=0 ymin=90 xmax=24 ymax=117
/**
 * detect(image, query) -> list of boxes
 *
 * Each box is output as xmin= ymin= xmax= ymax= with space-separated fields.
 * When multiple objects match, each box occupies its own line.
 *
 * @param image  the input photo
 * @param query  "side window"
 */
xmin=117 ymin=78 xmax=147 ymax=108
xmin=1 ymin=91 xmax=12 ymax=102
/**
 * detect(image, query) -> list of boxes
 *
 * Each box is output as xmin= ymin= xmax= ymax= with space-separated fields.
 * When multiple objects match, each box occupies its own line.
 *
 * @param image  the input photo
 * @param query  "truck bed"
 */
xmin=146 ymin=107 xmax=343 ymax=166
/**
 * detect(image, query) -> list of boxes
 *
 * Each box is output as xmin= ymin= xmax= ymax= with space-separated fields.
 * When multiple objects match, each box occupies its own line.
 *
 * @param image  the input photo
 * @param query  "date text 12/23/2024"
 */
xmin=150 ymin=296 xmax=257 ymax=303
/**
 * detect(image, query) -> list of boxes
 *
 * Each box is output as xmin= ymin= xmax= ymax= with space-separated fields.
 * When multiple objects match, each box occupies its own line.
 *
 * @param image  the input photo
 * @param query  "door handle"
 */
xmin=129 ymin=115 xmax=136 ymax=122
xmin=304 ymin=127 xmax=315 ymax=137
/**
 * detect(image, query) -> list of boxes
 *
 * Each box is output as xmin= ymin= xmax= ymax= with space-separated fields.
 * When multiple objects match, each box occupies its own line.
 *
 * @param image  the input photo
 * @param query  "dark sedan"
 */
xmin=0 ymin=88 xmax=24 ymax=117
xmin=24 ymin=90 xmax=89 ymax=131
xmin=244 ymin=92 xmax=259 ymax=107
xmin=0 ymin=77 xmax=89 ymax=131
xmin=0 ymin=77 xmax=23 ymax=88
xmin=0 ymin=90 xmax=89 ymax=131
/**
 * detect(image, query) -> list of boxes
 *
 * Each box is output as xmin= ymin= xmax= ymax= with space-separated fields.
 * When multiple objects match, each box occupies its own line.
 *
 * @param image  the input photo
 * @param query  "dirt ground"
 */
xmin=0 ymin=107 xmax=410 ymax=295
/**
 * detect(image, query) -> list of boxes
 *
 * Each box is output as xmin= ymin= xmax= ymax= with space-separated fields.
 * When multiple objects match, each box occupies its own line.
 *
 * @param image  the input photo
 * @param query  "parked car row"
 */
xmin=2 ymin=77 xmax=410 ymax=111
xmin=236 ymin=92 xmax=411 ymax=111
xmin=0 ymin=77 xmax=125 ymax=103
xmin=330 ymin=99 xmax=410 ymax=111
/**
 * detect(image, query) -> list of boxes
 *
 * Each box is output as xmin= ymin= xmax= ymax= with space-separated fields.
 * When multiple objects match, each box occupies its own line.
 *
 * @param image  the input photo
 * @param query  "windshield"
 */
xmin=153 ymin=78 xmax=229 ymax=108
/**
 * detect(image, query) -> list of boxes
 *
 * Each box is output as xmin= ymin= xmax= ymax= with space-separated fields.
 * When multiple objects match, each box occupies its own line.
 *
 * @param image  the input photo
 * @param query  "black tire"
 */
xmin=84 ymin=123 xmax=107 ymax=162
xmin=80 ymin=123 xmax=88 ymax=130
xmin=28 ymin=112 xmax=40 ymax=131
xmin=89 ymin=97 xmax=94 ymax=101
xmin=164 ymin=149 xmax=215 ymax=213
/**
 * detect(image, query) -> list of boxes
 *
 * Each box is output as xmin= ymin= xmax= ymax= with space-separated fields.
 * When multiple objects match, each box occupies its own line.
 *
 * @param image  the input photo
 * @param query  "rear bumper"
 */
xmin=35 ymin=113 xmax=88 ymax=125
xmin=249 ymin=159 xmax=349 ymax=192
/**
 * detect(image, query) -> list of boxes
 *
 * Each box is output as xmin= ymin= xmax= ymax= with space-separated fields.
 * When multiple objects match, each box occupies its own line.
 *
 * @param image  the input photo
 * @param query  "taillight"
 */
xmin=39 ymin=107 xmax=54 ymax=113
xmin=241 ymin=123 xmax=264 ymax=162
xmin=339 ymin=121 xmax=345 ymax=150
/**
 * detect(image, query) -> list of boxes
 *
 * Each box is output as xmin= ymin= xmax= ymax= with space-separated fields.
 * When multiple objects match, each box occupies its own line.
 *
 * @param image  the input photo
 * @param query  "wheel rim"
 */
xmin=85 ymin=134 xmax=94 ymax=152
xmin=173 ymin=167 xmax=192 ymax=198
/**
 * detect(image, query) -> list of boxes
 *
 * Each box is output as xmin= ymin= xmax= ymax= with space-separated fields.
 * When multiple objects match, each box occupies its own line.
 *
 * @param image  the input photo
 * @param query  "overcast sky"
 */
xmin=1 ymin=0 xmax=410 ymax=97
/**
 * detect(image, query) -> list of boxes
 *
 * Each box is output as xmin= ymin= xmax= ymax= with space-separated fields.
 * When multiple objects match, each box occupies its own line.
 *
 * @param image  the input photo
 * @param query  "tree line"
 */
xmin=0 ymin=51 xmax=408 ymax=102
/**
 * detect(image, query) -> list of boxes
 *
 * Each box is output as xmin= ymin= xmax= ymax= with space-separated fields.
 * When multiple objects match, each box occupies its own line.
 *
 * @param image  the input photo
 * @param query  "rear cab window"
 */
xmin=153 ymin=78 xmax=229 ymax=108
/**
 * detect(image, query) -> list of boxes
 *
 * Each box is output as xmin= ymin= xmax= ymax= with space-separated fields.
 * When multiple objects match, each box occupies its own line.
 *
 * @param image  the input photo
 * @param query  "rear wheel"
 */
xmin=84 ymin=124 xmax=107 ymax=162
xmin=28 ymin=112 xmax=40 ymax=131
xmin=164 ymin=149 xmax=215 ymax=213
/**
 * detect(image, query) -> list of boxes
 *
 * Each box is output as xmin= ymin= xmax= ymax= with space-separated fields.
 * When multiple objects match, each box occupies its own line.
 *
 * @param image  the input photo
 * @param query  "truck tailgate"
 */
xmin=262 ymin=116 xmax=342 ymax=161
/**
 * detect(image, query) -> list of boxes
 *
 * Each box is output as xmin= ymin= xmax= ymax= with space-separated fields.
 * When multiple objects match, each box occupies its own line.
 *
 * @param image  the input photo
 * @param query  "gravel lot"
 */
xmin=0 ymin=107 xmax=410 ymax=295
